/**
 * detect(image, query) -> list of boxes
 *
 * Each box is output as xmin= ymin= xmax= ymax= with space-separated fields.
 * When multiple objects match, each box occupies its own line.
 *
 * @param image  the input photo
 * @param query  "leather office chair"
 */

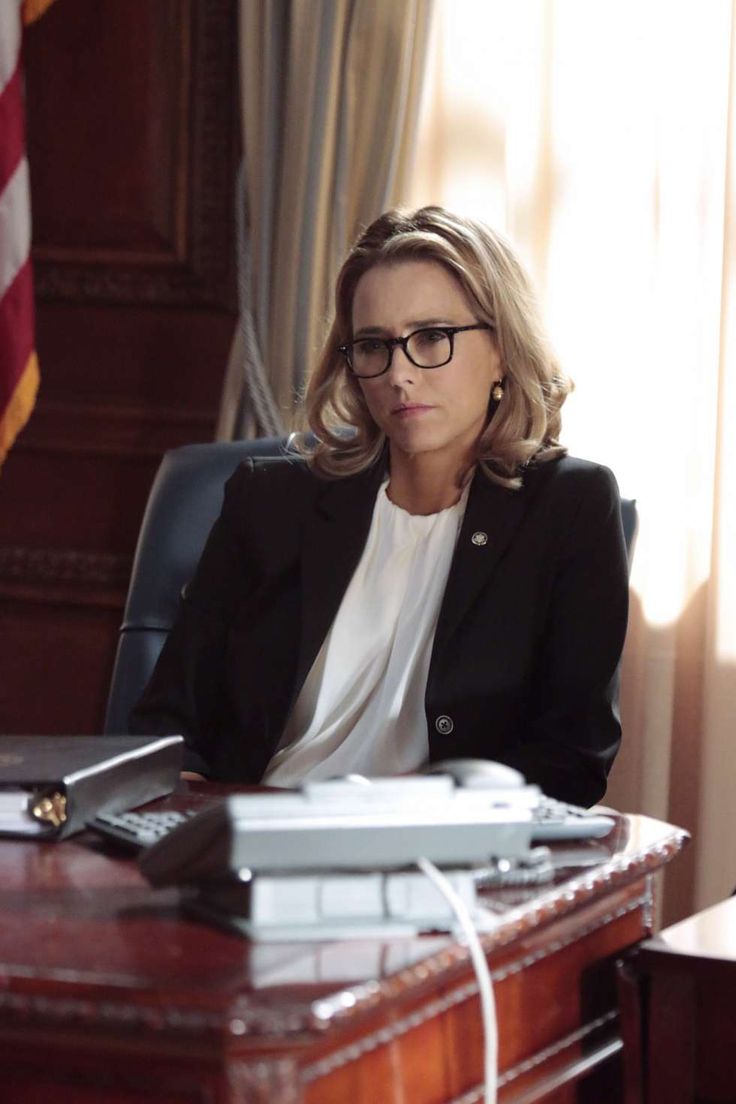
xmin=104 ymin=440 xmax=638 ymax=734
xmin=104 ymin=437 xmax=288 ymax=734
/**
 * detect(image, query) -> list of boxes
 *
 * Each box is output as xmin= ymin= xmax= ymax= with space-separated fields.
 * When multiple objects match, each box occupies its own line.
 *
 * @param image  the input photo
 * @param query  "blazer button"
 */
xmin=435 ymin=715 xmax=454 ymax=735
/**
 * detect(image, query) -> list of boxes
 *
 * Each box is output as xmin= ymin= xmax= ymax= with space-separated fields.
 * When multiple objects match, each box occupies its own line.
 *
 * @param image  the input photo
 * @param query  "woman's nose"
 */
xmin=386 ymin=344 xmax=419 ymax=385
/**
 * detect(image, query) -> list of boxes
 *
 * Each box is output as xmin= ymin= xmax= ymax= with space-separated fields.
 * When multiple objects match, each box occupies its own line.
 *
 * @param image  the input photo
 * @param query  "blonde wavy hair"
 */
xmin=301 ymin=206 xmax=572 ymax=489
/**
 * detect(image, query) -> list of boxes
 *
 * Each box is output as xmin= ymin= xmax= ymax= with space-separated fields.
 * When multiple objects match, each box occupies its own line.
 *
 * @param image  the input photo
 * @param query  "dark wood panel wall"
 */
xmin=0 ymin=0 xmax=239 ymax=734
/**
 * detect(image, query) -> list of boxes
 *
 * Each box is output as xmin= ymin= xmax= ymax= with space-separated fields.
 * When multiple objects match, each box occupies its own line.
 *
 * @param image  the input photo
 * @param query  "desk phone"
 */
xmin=86 ymin=762 xmax=614 ymax=885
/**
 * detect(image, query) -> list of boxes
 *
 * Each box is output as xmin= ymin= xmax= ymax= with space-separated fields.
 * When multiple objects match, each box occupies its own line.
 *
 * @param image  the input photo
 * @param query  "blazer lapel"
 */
xmin=294 ymin=461 xmax=386 ymax=696
xmin=294 ymin=460 xmax=536 ymax=699
xmin=431 ymin=471 xmax=530 ymax=663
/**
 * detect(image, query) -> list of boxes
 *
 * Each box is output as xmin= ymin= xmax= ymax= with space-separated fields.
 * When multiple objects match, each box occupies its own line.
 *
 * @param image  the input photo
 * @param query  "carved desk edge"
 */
xmin=304 ymin=820 xmax=689 ymax=1032
xmin=0 ymin=818 xmax=688 ymax=1047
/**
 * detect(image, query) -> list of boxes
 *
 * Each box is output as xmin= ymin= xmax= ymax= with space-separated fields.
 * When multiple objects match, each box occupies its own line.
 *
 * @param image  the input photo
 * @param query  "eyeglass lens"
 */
xmin=351 ymin=328 xmax=452 ymax=378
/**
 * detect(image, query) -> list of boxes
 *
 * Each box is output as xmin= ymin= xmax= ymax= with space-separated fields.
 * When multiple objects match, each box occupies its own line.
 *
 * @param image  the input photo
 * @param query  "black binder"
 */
xmin=0 ymin=734 xmax=183 ymax=839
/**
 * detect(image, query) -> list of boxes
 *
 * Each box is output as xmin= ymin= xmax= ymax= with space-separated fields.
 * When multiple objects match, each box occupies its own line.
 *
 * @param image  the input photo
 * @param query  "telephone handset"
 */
xmin=139 ymin=763 xmax=540 ymax=889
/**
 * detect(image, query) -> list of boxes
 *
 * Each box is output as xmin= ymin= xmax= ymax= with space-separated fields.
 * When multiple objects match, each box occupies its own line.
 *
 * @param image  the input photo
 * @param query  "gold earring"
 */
xmin=491 ymin=381 xmax=504 ymax=402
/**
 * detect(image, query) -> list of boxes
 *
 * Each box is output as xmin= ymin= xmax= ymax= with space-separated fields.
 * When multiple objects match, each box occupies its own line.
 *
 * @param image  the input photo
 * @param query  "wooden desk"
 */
xmin=632 ymin=894 xmax=736 ymax=1104
xmin=0 ymin=791 xmax=686 ymax=1104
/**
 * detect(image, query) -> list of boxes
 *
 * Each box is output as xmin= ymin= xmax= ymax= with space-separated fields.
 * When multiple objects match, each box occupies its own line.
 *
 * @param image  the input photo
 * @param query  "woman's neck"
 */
xmin=386 ymin=448 xmax=473 ymax=515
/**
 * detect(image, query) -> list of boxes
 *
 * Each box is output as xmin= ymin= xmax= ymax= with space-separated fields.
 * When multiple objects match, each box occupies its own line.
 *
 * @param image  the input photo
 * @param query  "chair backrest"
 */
xmin=104 ymin=440 xmax=639 ymax=734
xmin=620 ymin=497 xmax=638 ymax=564
xmin=104 ymin=437 xmax=288 ymax=734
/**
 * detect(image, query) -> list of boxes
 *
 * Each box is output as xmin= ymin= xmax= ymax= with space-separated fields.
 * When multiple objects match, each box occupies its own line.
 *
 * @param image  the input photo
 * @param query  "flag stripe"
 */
xmin=0 ymin=53 xmax=24 ymax=197
xmin=0 ymin=351 xmax=38 ymax=465
xmin=22 ymin=0 xmax=56 ymax=26
xmin=0 ymin=258 xmax=34 ymax=409
xmin=0 ymin=0 xmax=38 ymax=469
xmin=0 ymin=3 xmax=21 ymax=97
xmin=0 ymin=158 xmax=31 ymax=297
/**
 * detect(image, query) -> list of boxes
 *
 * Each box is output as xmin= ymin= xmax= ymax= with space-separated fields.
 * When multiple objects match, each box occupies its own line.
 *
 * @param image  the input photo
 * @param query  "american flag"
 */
xmin=0 ymin=0 xmax=53 ymax=470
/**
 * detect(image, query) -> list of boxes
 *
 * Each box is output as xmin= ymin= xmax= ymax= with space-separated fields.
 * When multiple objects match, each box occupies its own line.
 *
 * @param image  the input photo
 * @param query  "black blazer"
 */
xmin=131 ymin=452 xmax=629 ymax=806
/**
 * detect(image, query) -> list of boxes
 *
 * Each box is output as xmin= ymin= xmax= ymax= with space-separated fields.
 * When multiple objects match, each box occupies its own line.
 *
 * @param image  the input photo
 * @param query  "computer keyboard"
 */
xmin=87 ymin=808 xmax=199 ymax=850
xmin=88 ymin=798 xmax=614 ymax=853
xmin=531 ymin=797 xmax=614 ymax=840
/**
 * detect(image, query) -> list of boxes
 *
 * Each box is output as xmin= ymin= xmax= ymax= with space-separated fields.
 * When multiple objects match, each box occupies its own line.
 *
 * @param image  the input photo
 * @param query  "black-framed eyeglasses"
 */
xmin=339 ymin=323 xmax=493 ymax=379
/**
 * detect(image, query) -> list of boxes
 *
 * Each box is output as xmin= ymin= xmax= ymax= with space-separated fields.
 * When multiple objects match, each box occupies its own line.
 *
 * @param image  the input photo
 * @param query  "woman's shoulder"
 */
xmin=226 ymin=451 xmax=380 ymax=510
xmin=522 ymin=460 xmax=630 ymax=578
xmin=223 ymin=453 xmax=319 ymax=506
xmin=518 ymin=454 xmax=623 ymax=541
xmin=238 ymin=452 xmax=316 ymax=482
xmin=525 ymin=452 xmax=620 ymax=498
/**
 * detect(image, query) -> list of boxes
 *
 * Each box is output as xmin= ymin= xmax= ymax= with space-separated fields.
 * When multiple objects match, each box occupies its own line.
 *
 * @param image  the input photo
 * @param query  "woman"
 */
xmin=131 ymin=206 xmax=629 ymax=806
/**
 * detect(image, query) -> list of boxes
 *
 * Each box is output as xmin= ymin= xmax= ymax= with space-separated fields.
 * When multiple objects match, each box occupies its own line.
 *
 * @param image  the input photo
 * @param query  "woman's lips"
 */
xmin=392 ymin=403 xmax=434 ymax=418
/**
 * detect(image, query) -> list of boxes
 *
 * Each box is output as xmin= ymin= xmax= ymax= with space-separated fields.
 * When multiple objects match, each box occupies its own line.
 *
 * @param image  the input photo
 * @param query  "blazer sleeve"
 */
xmin=129 ymin=463 xmax=253 ymax=776
xmin=500 ymin=464 xmax=629 ymax=806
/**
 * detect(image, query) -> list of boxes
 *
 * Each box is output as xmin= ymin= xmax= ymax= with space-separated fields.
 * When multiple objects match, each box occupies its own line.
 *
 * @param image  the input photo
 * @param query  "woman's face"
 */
xmin=350 ymin=259 xmax=501 ymax=469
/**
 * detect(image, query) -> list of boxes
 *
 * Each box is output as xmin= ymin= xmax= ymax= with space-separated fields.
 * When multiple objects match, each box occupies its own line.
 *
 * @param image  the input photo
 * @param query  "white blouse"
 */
xmin=262 ymin=480 xmax=468 ymax=785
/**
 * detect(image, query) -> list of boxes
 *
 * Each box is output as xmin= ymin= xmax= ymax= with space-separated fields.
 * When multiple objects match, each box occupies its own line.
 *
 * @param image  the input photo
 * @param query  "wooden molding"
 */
xmin=17 ymin=401 xmax=216 ymax=458
xmin=0 ymin=546 xmax=131 ymax=589
xmin=30 ymin=0 xmax=238 ymax=310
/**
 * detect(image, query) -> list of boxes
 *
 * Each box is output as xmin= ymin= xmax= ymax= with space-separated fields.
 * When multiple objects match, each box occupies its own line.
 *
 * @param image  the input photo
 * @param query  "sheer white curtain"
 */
xmin=407 ymin=0 xmax=736 ymax=921
xmin=217 ymin=0 xmax=433 ymax=438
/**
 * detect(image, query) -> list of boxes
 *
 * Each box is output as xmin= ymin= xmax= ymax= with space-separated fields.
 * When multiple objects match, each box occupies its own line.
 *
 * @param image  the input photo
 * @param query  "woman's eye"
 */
xmin=355 ymin=339 xmax=384 ymax=355
xmin=414 ymin=328 xmax=446 ymax=346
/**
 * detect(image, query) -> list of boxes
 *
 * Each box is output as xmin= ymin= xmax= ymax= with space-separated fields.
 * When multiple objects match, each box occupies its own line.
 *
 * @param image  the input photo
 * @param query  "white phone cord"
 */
xmin=416 ymin=857 xmax=497 ymax=1104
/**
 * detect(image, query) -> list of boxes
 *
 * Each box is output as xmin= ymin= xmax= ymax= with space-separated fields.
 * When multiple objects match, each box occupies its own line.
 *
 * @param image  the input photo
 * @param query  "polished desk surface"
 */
xmin=633 ymin=894 xmax=736 ymax=1104
xmin=0 ymin=785 xmax=688 ymax=1104
xmin=643 ymin=892 xmax=736 ymax=961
